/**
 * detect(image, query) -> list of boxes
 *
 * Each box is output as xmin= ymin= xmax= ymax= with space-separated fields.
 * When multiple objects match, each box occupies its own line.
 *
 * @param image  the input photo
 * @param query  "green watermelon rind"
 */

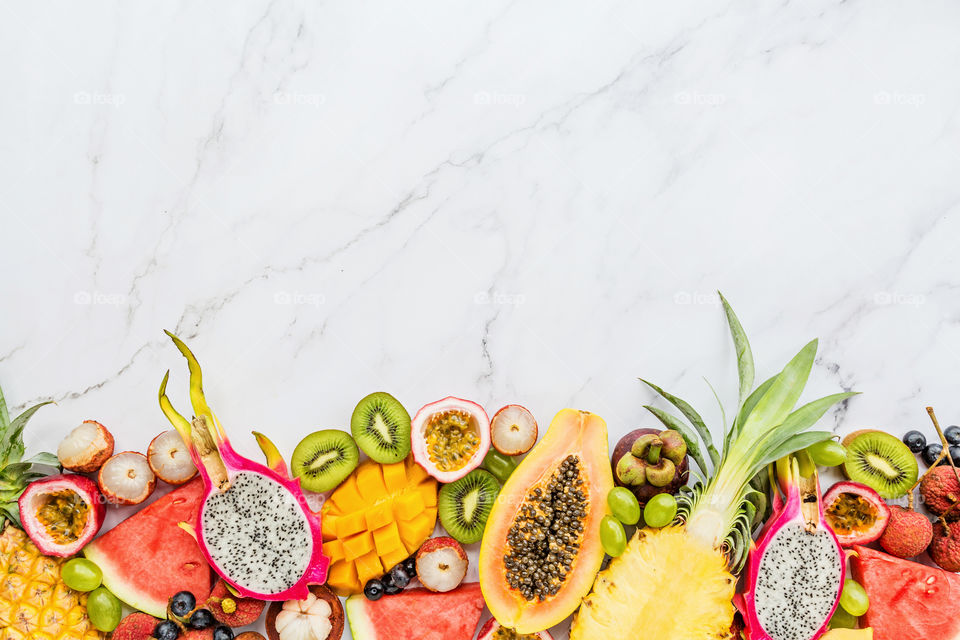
xmin=84 ymin=542 xmax=168 ymax=618
xmin=344 ymin=595 xmax=377 ymax=640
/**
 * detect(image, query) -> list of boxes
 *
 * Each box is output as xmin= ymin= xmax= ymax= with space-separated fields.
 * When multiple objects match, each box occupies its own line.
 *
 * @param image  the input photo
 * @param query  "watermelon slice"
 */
xmin=345 ymin=583 xmax=484 ymax=640
xmin=84 ymin=478 xmax=212 ymax=617
xmin=851 ymin=545 xmax=960 ymax=640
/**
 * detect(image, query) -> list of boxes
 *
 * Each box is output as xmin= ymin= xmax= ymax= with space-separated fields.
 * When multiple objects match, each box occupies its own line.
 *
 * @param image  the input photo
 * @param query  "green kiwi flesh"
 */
xmin=291 ymin=429 xmax=360 ymax=492
xmin=843 ymin=430 xmax=918 ymax=499
xmin=438 ymin=469 xmax=500 ymax=544
xmin=351 ymin=392 xmax=411 ymax=464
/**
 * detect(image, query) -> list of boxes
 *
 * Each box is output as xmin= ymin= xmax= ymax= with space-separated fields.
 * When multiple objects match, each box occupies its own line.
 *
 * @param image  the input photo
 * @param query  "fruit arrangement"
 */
xmin=8 ymin=297 xmax=960 ymax=640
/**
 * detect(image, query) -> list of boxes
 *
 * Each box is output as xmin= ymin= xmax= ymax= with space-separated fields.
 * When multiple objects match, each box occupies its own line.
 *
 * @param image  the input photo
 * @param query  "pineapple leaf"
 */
xmin=751 ymin=392 xmax=857 ymax=472
xmin=758 ymin=430 xmax=835 ymax=470
xmin=21 ymin=452 xmax=59 ymax=468
xmin=736 ymin=340 xmax=818 ymax=442
xmin=1 ymin=503 xmax=20 ymax=528
xmin=643 ymin=405 xmax=710 ymax=475
xmin=0 ymin=383 xmax=9 ymax=431
xmin=728 ymin=373 xmax=779 ymax=450
xmin=2 ymin=400 xmax=53 ymax=465
xmin=703 ymin=377 xmax=727 ymax=437
xmin=640 ymin=378 xmax=719 ymax=466
xmin=720 ymin=293 xmax=755 ymax=409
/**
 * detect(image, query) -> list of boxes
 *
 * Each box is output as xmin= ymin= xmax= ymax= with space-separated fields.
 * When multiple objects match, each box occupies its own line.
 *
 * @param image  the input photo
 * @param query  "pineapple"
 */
xmin=570 ymin=295 xmax=856 ymax=639
xmin=0 ymin=383 xmax=104 ymax=640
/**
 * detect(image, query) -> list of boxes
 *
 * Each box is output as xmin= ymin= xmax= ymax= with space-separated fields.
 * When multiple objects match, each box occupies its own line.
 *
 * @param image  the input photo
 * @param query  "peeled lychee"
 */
xmin=57 ymin=420 xmax=114 ymax=472
xmin=98 ymin=451 xmax=157 ymax=505
xmin=879 ymin=506 xmax=933 ymax=559
xmin=920 ymin=466 xmax=960 ymax=519
xmin=148 ymin=430 xmax=198 ymax=484
xmin=415 ymin=536 xmax=468 ymax=593
xmin=929 ymin=519 xmax=960 ymax=571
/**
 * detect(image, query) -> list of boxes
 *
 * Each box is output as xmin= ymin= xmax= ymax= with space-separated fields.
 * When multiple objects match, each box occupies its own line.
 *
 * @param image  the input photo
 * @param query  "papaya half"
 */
xmin=479 ymin=409 xmax=612 ymax=633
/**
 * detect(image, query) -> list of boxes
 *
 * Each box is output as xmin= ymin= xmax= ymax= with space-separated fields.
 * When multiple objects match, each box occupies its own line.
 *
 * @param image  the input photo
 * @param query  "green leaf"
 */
xmin=0 ymin=382 xmax=9 ymax=433
xmin=727 ymin=374 xmax=778 ymax=452
xmin=21 ymin=452 xmax=59 ymax=468
xmin=758 ymin=431 xmax=835 ymax=469
xmin=720 ymin=293 xmax=755 ymax=409
xmin=0 ymin=502 xmax=20 ymax=528
xmin=704 ymin=377 xmax=727 ymax=439
xmin=640 ymin=379 xmax=719 ymax=466
xmin=643 ymin=405 xmax=710 ymax=475
xmin=3 ymin=401 xmax=53 ymax=464
xmin=738 ymin=340 xmax=818 ymax=441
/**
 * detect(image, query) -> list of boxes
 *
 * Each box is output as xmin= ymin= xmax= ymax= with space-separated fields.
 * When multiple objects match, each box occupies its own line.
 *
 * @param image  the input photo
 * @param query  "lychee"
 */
xmin=879 ymin=506 xmax=933 ymax=559
xmin=929 ymin=519 xmax=960 ymax=572
xmin=415 ymin=537 xmax=468 ymax=593
xmin=920 ymin=466 xmax=960 ymax=519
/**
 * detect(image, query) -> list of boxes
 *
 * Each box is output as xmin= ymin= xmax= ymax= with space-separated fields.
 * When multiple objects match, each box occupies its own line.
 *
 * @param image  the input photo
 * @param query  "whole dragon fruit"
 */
xmin=158 ymin=331 xmax=329 ymax=601
xmin=736 ymin=455 xmax=844 ymax=640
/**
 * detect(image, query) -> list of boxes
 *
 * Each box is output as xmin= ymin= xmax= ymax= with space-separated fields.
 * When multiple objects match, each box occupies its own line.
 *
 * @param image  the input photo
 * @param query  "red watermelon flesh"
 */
xmin=84 ymin=478 xmax=211 ymax=618
xmin=345 ymin=583 xmax=484 ymax=640
xmin=851 ymin=545 xmax=960 ymax=640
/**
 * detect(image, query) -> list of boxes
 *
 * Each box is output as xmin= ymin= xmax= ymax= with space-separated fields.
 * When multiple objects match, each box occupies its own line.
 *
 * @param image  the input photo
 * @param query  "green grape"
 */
xmin=600 ymin=515 xmax=627 ymax=557
xmin=839 ymin=579 xmax=869 ymax=617
xmin=643 ymin=493 xmax=678 ymax=528
xmin=829 ymin=607 xmax=858 ymax=629
xmin=86 ymin=587 xmax=121 ymax=632
xmin=481 ymin=450 xmax=517 ymax=484
xmin=807 ymin=440 xmax=847 ymax=467
xmin=61 ymin=558 xmax=102 ymax=592
xmin=607 ymin=487 xmax=641 ymax=525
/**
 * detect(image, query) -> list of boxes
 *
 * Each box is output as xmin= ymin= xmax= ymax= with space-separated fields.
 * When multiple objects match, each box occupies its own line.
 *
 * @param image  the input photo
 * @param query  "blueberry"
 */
xmin=170 ymin=591 xmax=196 ymax=618
xmin=188 ymin=609 xmax=215 ymax=630
xmin=212 ymin=626 xmax=234 ymax=640
xmin=946 ymin=426 xmax=960 ymax=445
xmin=903 ymin=430 xmax=927 ymax=453
xmin=383 ymin=582 xmax=403 ymax=595
xmin=403 ymin=556 xmax=417 ymax=577
xmin=949 ymin=446 xmax=960 ymax=467
xmin=152 ymin=620 xmax=180 ymax=640
xmin=363 ymin=579 xmax=385 ymax=601
xmin=389 ymin=565 xmax=411 ymax=589
xmin=923 ymin=443 xmax=944 ymax=467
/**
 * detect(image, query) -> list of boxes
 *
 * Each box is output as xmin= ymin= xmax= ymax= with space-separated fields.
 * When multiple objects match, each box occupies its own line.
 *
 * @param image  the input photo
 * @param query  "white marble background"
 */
xmin=2 ymin=2 xmax=960 ymax=638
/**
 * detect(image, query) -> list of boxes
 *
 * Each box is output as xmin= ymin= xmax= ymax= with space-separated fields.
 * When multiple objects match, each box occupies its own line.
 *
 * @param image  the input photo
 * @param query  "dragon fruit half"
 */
xmin=158 ymin=331 xmax=329 ymax=601
xmin=736 ymin=456 xmax=844 ymax=640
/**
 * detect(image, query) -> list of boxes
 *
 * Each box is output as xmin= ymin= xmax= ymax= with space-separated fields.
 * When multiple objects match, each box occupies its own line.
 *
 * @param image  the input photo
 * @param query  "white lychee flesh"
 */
xmin=416 ymin=546 xmax=468 ymax=592
xmin=275 ymin=592 xmax=332 ymax=640
xmin=147 ymin=430 xmax=197 ymax=484
xmin=57 ymin=420 xmax=114 ymax=472
xmin=490 ymin=405 xmax=537 ymax=456
xmin=98 ymin=451 xmax=156 ymax=505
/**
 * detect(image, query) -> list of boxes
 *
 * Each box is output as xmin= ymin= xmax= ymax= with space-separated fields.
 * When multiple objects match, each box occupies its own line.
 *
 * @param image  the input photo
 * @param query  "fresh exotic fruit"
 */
xmin=571 ymin=295 xmax=855 ymax=640
xmin=158 ymin=331 xmax=329 ymax=601
xmin=919 ymin=465 xmax=960 ymax=519
xmin=878 ymin=505 xmax=933 ymax=559
xmin=112 ymin=613 xmax=159 ymax=640
xmin=476 ymin=617 xmax=555 ymax=640
xmin=737 ymin=456 xmax=845 ymax=640
xmin=148 ymin=430 xmax=198 ymax=484
xmin=490 ymin=405 xmax=538 ymax=456
xmin=823 ymin=481 xmax=890 ymax=546
xmin=411 ymin=397 xmax=491 ymax=482
xmin=207 ymin=579 xmax=266 ymax=626
xmin=58 ymin=420 xmax=115 ymax=472
xmin=99 ymin=451 xmax=157 ymax=505
xmin=611 ymin=428 xmax=689 ymax=506
xmin=265 ymin=585 xmax=344 ymax=640
xmin=416 ymin=537 xmax=468 ymax=592
xmin=928 ymin=519 xmax=960 ymax=571
xmin=18 ymin=473 xmax=105 ymax=556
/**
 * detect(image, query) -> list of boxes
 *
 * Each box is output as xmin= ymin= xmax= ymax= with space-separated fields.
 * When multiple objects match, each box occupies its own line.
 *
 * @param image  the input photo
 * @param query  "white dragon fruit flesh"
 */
xmin=159 ymin=331 xmax=329 ymax=601
xmin=736 ymin=457 xmax=844 ymax=640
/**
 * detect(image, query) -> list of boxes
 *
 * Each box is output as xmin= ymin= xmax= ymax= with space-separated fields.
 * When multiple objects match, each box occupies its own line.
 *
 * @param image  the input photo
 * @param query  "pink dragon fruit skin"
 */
xmin=160 ymin=332 xmax=329 ymax=602
xmin=736 ymin=459 xmax=845 ymax=640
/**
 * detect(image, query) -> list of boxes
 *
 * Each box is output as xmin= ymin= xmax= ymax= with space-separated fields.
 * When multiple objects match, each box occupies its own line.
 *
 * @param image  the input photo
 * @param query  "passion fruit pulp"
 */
xmin=411 ymin=397 xmax=491 ymax=483
xmin=823 ymin=481 xmax=890 ymax=546
xmin=18 ymin=474 xmax=105 ymax=557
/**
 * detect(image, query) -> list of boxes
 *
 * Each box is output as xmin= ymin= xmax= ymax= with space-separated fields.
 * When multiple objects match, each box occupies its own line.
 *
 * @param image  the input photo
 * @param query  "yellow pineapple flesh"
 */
xmin=0 ymin=525 xmax=104 ymax=640
xmin=571 ymin=526 xmax=736 ymax=640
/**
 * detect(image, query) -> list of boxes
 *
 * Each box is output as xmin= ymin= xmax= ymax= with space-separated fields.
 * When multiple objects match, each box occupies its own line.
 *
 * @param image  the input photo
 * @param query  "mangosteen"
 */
xmin=611 ymin=428 xmax=689 ymax=507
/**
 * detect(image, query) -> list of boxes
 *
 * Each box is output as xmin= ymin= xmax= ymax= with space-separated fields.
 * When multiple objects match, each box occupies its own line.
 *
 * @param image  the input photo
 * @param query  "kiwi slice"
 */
xmin=291 ymin=429 xmax=359 ymax=492
xmin=438 ymin=469 xmax=500 ymax=544
xmin=843 ymin=430 xmax=918 ymax=499
xmin=350 ymin=392 xmax=411 ymax=464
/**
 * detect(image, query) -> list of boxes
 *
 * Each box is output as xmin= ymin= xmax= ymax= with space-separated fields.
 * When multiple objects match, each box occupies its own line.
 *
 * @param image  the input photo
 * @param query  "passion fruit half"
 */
xmin=17 ymin=473 xmax=105 ymax=557
xmin=476 ymin=617 xmax=554 ymax=640
xmin=411 ymin=397 xmax=491 ymax=483
xmin=823 ymin=481 xmax=891 ymax=546
xmin=265 ymin=584 xmax=344 ymax=640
